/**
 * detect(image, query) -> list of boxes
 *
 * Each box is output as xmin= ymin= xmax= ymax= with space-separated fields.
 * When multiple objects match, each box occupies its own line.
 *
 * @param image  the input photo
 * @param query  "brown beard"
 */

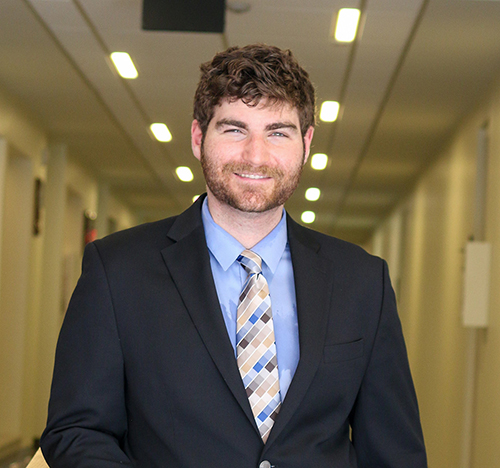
xmin=200 ymin=146 xmax=304 ymax=213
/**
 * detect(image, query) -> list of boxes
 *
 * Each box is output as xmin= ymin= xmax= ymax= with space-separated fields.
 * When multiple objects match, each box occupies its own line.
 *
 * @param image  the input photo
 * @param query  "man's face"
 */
xmin=191 ymin=99 xmax=314 ymax=213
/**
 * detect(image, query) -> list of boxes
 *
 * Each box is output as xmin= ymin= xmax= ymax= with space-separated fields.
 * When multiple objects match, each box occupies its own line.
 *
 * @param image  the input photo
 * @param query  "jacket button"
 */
xmin=259 ymin=461 xmax=272 ymax=468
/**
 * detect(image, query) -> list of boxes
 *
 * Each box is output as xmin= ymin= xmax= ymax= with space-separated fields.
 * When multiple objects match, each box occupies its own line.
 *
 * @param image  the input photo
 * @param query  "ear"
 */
xmin=302 ymin=126 xmax=315 ymax=165
xmin=191 ymin=120 xmax=203 ymax=161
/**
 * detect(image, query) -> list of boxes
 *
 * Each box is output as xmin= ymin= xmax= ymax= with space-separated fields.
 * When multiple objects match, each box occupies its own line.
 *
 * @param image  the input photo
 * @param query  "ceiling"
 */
xmin=1 ymin=0 xmax=500 ymax=244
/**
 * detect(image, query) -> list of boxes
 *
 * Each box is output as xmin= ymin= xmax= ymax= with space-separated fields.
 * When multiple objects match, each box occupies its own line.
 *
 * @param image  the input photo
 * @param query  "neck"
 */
xmin=205 ymin=193 xmax=284 ymax=249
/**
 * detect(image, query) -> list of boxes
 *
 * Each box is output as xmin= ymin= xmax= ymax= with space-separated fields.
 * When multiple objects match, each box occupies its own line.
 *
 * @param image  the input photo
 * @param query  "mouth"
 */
xmin=235 ymin=173 xmax=270 ymax=180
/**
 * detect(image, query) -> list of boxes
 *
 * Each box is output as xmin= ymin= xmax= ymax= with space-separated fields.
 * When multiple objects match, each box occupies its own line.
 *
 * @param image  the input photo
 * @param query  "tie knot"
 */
xmin=237 ymin=249 xmax=263 ymax=275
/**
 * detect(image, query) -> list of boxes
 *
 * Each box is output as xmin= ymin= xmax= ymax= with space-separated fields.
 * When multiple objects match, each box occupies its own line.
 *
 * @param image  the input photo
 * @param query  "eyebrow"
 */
xmin=215 ymin=118 xmax=299 ymax=132
xmin=215 ymin=119 xmax=248 ymax=130
xmin=265 ymin=122 xmax=298 ymax=132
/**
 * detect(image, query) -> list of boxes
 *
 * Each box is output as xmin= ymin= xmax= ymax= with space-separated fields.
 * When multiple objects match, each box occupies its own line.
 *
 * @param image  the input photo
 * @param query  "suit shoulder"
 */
xmin=92 ymin=216 xmax=177 ymax=257
xmin=316 ymin=230 xmax=374 ymax=260
xmin=289 ymin=218 xmax=382 ymax=268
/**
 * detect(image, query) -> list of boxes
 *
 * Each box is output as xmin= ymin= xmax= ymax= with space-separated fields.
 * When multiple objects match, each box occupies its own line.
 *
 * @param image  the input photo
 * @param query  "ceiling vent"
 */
xmin=142 ymin=0 xmax=226 ymax=33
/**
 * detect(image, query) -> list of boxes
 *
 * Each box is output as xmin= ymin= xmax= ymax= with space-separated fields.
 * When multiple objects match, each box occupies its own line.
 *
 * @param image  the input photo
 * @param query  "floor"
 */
xmin=0 ymin=447 xmax=36 ymax=468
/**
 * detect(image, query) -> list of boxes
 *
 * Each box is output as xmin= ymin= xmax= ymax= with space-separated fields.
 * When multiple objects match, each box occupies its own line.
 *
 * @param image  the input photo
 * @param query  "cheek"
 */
xmin=276 ymin=148 xmax=305 ymax=170
xmin=205 ymin=141 xmax=235 ymax=163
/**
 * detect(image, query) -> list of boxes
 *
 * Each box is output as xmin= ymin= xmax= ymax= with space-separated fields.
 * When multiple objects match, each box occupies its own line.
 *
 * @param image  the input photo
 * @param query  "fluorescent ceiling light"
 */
xmin=305 ymin=187 xmax=321 ymax=201
xmin=320 ymin=101 xmax=340 ymax=122
xmin=310 ymin=153 xmax=328 ymax=170
xmin=301 ymin=211 xmax=316 ymax=224
xmin=334 ymin=8 xmax=361 ymax=43
xmin=150 ymin=123 xmax=172 ymax=142
xmin=176 ymin=166 xmax=194 ymax=182
xmin=110 ymin=52 xmax=138 ymax=79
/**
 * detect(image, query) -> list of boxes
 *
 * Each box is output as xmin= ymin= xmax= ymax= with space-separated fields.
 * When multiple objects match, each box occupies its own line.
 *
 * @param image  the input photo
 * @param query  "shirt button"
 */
xmin=259 ymin=461 xmax=272 ymax=468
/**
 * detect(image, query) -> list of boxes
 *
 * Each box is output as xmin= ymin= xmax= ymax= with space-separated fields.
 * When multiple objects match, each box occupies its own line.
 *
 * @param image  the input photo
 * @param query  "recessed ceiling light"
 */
xmin=150 ymin=123 xmax=172 ymax=142
xmin=176 ymin=166 xmax=194 ymax=182
xmin=110 ymin=52 xmax=138 ymax=79
xmin=301 ymin=211 xmax=316 ymax=224
xmin=334 ymin=8 xmax=361 ymax=43
xmin=192 ymin=195 xmax=200 ymax=203
xmin=305 ymin=187 xmax=321 ymax=201
xmin=311 ymin=153 xmax=328 ymax=170
xmin=320 ymin=101 xmax=340 ymax=122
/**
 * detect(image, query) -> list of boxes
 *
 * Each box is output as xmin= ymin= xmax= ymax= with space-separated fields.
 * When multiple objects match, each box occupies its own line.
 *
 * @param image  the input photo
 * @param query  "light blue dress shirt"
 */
xmin=201 ymin=199 xmax=300 ymax=399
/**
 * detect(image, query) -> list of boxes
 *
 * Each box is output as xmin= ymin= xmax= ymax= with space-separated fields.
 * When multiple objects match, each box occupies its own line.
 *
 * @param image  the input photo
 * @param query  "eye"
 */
xmin=270 ymin=131 xmax=288 ymax=138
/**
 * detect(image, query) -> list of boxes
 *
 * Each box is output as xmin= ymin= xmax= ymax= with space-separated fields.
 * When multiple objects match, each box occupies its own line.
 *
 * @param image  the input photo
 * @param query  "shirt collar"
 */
xmin=201 ymin=197 xmax=287 ymax=273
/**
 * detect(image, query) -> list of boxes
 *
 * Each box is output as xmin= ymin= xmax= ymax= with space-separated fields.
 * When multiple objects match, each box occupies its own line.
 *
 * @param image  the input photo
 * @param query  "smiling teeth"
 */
xmin=239 ymin=173 xmax=267 ymax=179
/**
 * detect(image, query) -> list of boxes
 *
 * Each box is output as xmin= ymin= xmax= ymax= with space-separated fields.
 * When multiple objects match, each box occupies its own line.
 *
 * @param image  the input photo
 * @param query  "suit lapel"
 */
xmin=160 ymin=202 xmax=336 ymax=444
xmin=265 ymin=216 xmax=335 ymax=447
xmin=160 ymin=198 xmax=258 ymax=431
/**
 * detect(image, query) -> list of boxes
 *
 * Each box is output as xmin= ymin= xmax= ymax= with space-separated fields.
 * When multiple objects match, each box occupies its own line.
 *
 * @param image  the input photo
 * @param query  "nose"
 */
xmin=241 ymin=134 xmax=270 ymax=166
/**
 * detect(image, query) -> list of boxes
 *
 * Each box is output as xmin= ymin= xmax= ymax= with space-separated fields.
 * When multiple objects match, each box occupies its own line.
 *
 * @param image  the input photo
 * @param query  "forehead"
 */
xmin=210 ymin=98 xmax=300 ymax=125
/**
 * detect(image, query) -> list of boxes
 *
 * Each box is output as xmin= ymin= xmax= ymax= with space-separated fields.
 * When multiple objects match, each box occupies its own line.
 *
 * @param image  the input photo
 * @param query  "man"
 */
xmin=40 ymin=44 xmax=427 ymax=467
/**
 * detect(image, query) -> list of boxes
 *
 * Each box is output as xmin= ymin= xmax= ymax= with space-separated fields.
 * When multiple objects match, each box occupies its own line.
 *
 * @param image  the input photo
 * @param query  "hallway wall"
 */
xmin=371 ymin=76 xmax=500 ymax=467
xmin=0 ymin=147 xmax=34 ymax=450
xmin=473 ymin=79 xmax=500 ymax=468
xmin=0 ymin=86 xmax=138 ymax=450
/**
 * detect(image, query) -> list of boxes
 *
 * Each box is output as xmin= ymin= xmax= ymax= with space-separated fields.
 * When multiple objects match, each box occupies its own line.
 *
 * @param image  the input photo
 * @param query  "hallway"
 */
xmin=2 ymin=1 xmax=500 ymax=466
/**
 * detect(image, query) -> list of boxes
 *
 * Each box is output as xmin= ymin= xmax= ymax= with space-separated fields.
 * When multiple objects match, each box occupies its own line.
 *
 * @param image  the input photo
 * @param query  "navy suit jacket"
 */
xmin=41 ymin=195 xmax=427 ymax=467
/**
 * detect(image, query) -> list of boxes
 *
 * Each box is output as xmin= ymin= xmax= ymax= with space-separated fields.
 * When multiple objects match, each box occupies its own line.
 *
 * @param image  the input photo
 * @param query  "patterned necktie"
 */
xmin=236 ymin=249 xmax=281 ymax=443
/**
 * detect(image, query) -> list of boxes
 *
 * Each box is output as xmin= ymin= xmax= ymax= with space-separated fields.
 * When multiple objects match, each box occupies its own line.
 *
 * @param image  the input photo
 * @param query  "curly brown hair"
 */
xmin=193 ymin=44 xmax=316 ymax=137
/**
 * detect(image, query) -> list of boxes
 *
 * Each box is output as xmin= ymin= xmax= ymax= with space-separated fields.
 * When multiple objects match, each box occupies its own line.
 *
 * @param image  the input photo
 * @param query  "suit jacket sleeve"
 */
xmin=40 ymin=242 xmax=133 ymax=467
xmin=350 ymin=260 xmax=427 ymax=467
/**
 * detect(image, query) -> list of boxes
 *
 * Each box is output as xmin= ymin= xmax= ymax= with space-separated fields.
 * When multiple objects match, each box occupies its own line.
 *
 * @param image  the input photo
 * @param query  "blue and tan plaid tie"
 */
xmin=236 ymin=249 xmax=281 ymax=443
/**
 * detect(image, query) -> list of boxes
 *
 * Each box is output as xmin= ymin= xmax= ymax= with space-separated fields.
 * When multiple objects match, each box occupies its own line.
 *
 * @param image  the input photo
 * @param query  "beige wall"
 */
xmin=473 ymin=80 xmax=500 ymax=467
xmin=0 ymin=87 xmax=138 ymax=451
xmin=371 ymin=78 xmax=500 ymax=466
xmin=0 ymin=146 xmax=34 ymax=449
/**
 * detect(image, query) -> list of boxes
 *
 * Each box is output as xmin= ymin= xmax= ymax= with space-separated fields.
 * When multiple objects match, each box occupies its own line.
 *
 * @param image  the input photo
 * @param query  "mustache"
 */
xmin=222 ymin=163 xmax=284 ymax=178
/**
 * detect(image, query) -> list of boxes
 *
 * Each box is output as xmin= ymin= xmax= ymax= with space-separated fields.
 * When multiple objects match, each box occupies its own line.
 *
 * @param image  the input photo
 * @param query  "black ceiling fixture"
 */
xmin=142 ymin=0 xmax=226 ymax=33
